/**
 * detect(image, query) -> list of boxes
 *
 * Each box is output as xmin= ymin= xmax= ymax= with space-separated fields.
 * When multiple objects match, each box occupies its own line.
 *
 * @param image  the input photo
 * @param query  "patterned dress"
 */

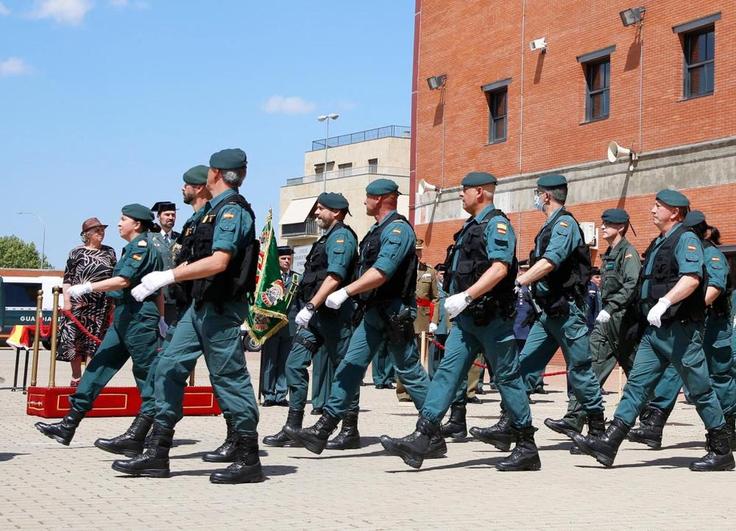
xmin=56 ymin=245 xmax=117 ymax=362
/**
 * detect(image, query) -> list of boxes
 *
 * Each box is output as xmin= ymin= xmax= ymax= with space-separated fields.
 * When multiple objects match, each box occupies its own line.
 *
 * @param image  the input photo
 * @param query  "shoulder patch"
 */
xmin=559 ymin=221 xmax=569 ymax=228
xmin=391 ymin=228 xmax=402 ymax=234
xmin=624 ymin=253 xmax=633 ymax=259
xmin=711 ymin=256 xmax=721 ymax=262
xmin=223 ymin=212 xmax=235 ymax=219
xmin=496 ymin=222 xmax=508 ymax=234
xmin=137 ymin=240 xmax=147 ymax=247
xmin=131 ymin=253 xmax=142 ymax=261
xmin=687 ymin=244 xmax=697 ymax=252
xmin=335 ymin=239 xmax=345 ymax=244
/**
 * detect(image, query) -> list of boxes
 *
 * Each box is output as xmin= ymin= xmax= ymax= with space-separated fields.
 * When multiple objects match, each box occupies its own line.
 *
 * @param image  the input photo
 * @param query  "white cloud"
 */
xmin=109 ymin=0 xmax=149 ymax=9
xmin=0 ymin=2 xmax=11 ymax=16
xmin=30 ymin=0 xmax=93 ymax=25
xmin=0 ymin=57 xmax=33 ymax=77
xmin=263 ymin=95 xmax=316 ymax=115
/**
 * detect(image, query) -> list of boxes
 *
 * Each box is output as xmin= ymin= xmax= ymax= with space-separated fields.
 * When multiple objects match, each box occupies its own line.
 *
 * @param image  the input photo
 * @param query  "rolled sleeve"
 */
xmin=325 ymin=229 xmax=356 ymax=280
xmin=212 ymin=206 xmax=251 ymax=254
xmin=115 ymin=247 xmax=149 ymax=282
xmin=542 ymin=216 xmax=579 ymax=267
xmin=485 ymin=216 xmax=516 ymax=264
xmin=704 ymin=247 xmax=727 ymax=290
xmin=373 ymin=222 xmax=414 ymax=278
xmin=675 ymin=234 xmax=704 ymax=277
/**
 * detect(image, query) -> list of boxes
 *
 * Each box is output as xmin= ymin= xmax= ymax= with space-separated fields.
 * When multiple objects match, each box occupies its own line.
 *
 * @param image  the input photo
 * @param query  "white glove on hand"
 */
xmin=445 ymin=292 xmax=471 ymax=320
xmin=67 ymin=282 xmax=92 ymax=299
xmin=595 ymin=310 xmax=611 ymax=323
xmin=132 ymin=269 xmax=176 ymax=302
xmin=428 ymin=322 xmax=438 ymax=334
xmin=647 ymin=297 xmax=672 ymax=328
xmin=158 ymin=316 xmax=169 ymax=339
xmin=295 ymin=307 xmax=314 ymax=327
xmin=325 ymin=288 xmax=350 ymax=309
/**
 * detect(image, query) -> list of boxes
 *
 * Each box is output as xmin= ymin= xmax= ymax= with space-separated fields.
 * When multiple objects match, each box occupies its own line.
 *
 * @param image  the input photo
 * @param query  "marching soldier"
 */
xmin=573 ymin=190 xmax=734 ymax=471
xmin=380 ymin=171 xmax=539 ymax=471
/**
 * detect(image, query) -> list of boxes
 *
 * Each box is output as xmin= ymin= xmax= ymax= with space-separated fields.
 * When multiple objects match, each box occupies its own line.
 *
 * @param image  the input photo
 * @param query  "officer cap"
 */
xmin=601 ymin=208 xmax=629 ymax=224
xmin=366 ymin=178 xmax=400 ymax=196
xmin=277 ymin=246 xmax=293 ymax=257
xmin=151 ymin=201 xmax=176 ymax=214
xmin=122 ymin=203 xmax=154 ymax=223
xmin=655 ymin=189 xmax=690 ymax=208
xmin=684 ymin=210 xmax=706 ymax=227
xmin=316 ymin=192 xmax=349 ymax=211
xmin=435 ymin=263 xmax=447 ymax=272
xmin=536 ymin=174 xmax=567 ymax=189
xmin=183 ymin=165 xmax=209 ymax=185
xmin=461 ymin=171 xmax=497 ymax=187
xmin=209 ymin=148 xmax=247 ymax=170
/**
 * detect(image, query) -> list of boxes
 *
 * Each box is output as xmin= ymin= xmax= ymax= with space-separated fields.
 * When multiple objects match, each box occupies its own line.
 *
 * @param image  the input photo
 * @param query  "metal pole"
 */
xmin=30 ymin=289 xmax=43 ymax=387
xmin=48 ymin=287 xmax=61 ymax=387
xmin=420 ymin=331 xmax=427 ymax=369
xmin=323 ymin=119 xmax=330 ymax=193
xmin=189 ymin=368 xmax=196 ymax=387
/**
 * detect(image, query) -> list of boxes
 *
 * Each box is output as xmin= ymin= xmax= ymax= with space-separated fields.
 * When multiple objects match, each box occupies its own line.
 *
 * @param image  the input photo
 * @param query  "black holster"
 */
xmin=385 ymin=307 xmax=414 ymax=344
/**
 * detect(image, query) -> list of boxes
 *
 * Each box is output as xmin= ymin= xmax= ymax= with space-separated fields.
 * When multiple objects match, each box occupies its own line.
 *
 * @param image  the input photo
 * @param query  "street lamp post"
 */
xmin=17 ymin=211 xmax=46 ymax=269
xmin=317 ymin=113 xmax=339 ymax=192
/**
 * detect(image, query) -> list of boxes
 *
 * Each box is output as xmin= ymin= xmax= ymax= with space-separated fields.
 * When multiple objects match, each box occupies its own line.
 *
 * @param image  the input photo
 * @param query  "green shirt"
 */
xmin=600 ymin=237 xmax=641 ymax=315
xmin=534 ymin=207 xmax=582 ymax=296
xmin=324 ymin=222 xmax=358 ymax=281
xmin=109 ymin=232 xmax=164 ymax=302
xmin=641 ymin=223 xmax=704 ymax=300
xmin=368 ymin=210 xmax=415 ymax=279
xmin=205 ymin=188 xmax=254 ymax=255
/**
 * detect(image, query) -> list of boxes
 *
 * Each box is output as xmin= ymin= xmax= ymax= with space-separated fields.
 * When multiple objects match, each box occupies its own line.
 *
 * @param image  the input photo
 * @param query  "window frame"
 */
xmin=682 ymin=26 xmax=715 ymax=99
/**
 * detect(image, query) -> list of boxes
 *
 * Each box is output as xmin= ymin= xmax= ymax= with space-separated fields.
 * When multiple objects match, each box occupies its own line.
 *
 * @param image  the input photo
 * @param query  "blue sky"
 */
xmin=0 ymin=0 xmax=414 ymax=267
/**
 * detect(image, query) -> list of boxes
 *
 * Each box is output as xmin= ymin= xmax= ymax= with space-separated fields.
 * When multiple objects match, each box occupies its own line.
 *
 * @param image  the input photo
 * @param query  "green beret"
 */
xmin=317 ymin=192 xmax=349 ymax=211
xmin=601 ymin=208 xmax=629 ymax=224
xmin=209 ymin=148 xmax=247 ymax=170
xmin=537 ymin=174 xmax=567 ymax=189
xmin=183 ymin=165 xmax=208 ymax=185
xmin=656 ymin=189 xmax=690 ymax=208
xmin=461 ymin=171 xmax=497 ymax=187
xmin=684 ymin=210 xmax=706 ymax=227
xmin=366 ymin=178 xmax=400 ymax=196
xmin=122 ymin=203 xmax=154 ymax=223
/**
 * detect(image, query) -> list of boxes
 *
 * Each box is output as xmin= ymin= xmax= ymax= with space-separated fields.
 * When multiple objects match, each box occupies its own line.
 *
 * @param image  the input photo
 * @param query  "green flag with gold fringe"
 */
xmin=246 ymin=209 xmax=298 ymax=346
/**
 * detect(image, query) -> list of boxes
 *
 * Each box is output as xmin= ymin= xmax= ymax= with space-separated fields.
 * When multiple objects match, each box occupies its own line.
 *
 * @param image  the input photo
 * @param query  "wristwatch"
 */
xmin=464 ymin=293 xmax=473 ymax=304
xmin=305 ymin=302 xmax=316 ymax=311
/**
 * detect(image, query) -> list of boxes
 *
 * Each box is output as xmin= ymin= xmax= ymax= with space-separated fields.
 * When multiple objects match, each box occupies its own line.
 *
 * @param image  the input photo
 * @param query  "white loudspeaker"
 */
xmin=418 ymin=179 xmax=439 ymax=194
xmin=607 ymin=141 xmax=633 ymax=163
xmin=529 ymin=38 xmax=547 ymax=52
xmin=580 ymin=221 xmax=598 ymax=248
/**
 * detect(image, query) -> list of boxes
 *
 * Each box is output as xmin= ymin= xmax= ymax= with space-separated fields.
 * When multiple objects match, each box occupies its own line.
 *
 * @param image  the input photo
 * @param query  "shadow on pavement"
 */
xmin=0 ymin=452 xmax=28 ymax=462
xmin=386 ymin=456 xmax=503 ymax=473
xmin=288 ymin=448 xmax=387 ymax=460
xmin=575 ymin=455 xmax=695 ymax=469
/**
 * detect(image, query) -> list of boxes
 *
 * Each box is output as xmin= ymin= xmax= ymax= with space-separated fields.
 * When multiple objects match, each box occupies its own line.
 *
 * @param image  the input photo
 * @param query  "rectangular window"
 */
xmin=368 ymin=158 xmax=378 ymax=174
xmin=585 ymin=59 xmax=610 ymax=122
xmin=683 ymin=27 xmax=715 ymax=98
xmin=337 ymin=163 xmax=353 ymax=177
xmin=485 ymin=88 xmax=507 ymax=143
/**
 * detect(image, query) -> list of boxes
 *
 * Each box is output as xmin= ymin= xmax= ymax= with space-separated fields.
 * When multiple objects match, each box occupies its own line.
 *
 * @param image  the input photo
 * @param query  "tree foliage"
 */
xmin=0 ymin=235 xmax=52 ymax=269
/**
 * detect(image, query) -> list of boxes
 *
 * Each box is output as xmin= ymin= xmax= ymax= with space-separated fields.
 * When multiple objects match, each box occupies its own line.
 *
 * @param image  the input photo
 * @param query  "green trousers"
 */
xmin=615 ymin=320 xmax=725 ymax=429
xmin=260 ymin=325 xmax=290 ymax=402
xmin=153 ymin=301 xmax=259 ymax=437
xmin=310 ymin=344 xmax=333 ymax=410
xmin=372 ymin=343 xmax=396 ymax=385
xmin=324 ymin=299 xmax=430 ymax=419
xmin=70 ymin=302 xmax=160 ymax=415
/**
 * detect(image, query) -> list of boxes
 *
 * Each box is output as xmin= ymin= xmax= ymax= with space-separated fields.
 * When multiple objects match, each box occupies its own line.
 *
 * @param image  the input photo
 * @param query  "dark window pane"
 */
xmin=493 ymin=117 xmax=506 ymax=141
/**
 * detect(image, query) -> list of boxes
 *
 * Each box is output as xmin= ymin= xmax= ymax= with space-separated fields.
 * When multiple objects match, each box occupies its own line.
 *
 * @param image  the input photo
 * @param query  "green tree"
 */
xmin=0 ymin=236 xmax=52 ymax=269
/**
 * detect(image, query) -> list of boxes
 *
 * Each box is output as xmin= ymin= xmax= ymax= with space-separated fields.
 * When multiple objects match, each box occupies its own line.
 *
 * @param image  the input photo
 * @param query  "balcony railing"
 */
xmin=281 ymin=218 xmax=319 ymax=238
xmin=285 ymin=165 xmax=409 ymax=186
xmin=310 ymin=125 xmax=410 ymax=151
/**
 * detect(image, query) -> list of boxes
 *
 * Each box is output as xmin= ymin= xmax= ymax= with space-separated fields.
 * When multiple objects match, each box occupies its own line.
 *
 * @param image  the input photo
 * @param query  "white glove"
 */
xmin=67 ymin=282 xmax=92 ymax=299
xmin=428 ymin=322 xmax=438 ymax=334
xmin=295 ymin=307 xmax=314 ymax=327
xmin=445 ymin=292 xmax=471 ymax=320
xmin=514 ymin=280 xmax=522 ymax=296
xmin=158 ymin=317 xmax=169 ymax=339
xmin=325 ymin=288 xmax=350 ymax=309
xmin=647 ymin=297 xmax=672 ymax=328
xmin=132 ymin=269 xmax=175 ymax=302
xmin=595 ymin=310 xmax=611 ymax=323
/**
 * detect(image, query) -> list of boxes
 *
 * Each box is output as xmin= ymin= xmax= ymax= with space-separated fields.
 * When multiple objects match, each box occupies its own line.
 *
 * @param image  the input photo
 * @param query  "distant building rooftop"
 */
xmin=310 ymin=125 xmax=410 ymax=151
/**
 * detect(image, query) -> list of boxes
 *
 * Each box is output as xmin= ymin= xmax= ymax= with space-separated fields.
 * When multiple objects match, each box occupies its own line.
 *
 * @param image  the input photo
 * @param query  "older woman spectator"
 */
xmin=57 ymin=217 xmax=117 ymax=386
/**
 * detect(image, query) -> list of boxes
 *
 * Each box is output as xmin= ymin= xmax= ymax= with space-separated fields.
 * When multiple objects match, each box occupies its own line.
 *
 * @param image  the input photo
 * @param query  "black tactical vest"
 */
xmin=170 ymin=215 xmax=197 ymax=311
xmin=703 ymin=240 xmax=732 ymax=319
xmin=443 ymin=208 xmax=517 ymax=319
xmin=530 ymin=208 xmax=591 ymax=309
xmin=190 ymin=193 xmax=259 ymax=308
xmin=640 ymin=224 xmax=706 ymax=323
xmin=297 ymin=221 xmax=358 ymax=303
xmin=357 ymin=212 xmax=417 ymax=304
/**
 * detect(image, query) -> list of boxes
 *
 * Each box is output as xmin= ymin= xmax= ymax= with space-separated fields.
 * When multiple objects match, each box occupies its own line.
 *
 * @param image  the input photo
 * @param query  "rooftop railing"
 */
xmin=285 ymin=165 xmax=409 ymax=186
xmin=310 ymin=125 xmax=410 ymax=151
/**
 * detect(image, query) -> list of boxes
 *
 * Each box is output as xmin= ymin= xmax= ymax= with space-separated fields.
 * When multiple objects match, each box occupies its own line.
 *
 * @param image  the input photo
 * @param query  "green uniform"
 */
xmin=153 ymin=189 xmax=259 ymax=437
xmin=70 ymin=232 xmax=163 ymax=415
xmin=285 ymin=223 xmax=358 ymax=413
xmin=645 ymin=243 xmax=735 ymax=416
xmin=518 ymin=208 xmax=604 ymax=415
xmin=421 ymin=205 xmax=531 ymax=428
xmin=323 ymin=211 xmax=430 ymax=419
xmin=614 ymin=224 xmax=725 ymax=429
xmin=562 ymin=238 xmax=641 ymax=430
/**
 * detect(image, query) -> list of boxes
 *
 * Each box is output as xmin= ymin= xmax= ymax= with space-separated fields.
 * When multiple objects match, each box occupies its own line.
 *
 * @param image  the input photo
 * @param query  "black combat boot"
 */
xmin=569 ymin=411 xmax=606 ymax=454
xmin=263 ymin=409 xmax=304 ymax=448
xmin=725 ymin=414 xmax=736 ymax=451
xmin=469 ymin=413 xmax=514 ymax=451
xmin=111 ymin=423 xmax=174 ymax=478
xmin=440 ymin=403 xmax=467 ymax=440
xmin=426 ymin=433 xmax=447 ymax=458
xmin=283 ymin=411 xmax=340 ymax=455
xmin=689 ymin=425 xmax=736 ymax=472
xmin=380 ymin=416 xmax=440 ymax=469
xmin=544 ymin=416 xmax=580 ymax=438
xmin=202 ymin=415 xmax=237 ymax=462
xmin=326 ymin=411 xmax=361 ymax=450
xmin=210 ymin=435 xmax=266 ymax=484
xmin=571 ymin=417 xmax=629 ymax=467
xmin=35 ymin=409 xmax=85 ymax=446
xmin=627 ymin=405 xmax=669 ymax=449
xmin=94 ymin=414 xmax=153 ymax=457
xmin=496 ymin=426 xmax=542 ymax=471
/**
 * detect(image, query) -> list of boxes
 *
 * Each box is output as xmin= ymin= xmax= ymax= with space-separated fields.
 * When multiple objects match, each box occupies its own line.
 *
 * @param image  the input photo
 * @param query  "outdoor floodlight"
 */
xmin=426 ymin=74 xmax=447 ymax=90
xmin=619 ymin=7 xmax=645 ymax=27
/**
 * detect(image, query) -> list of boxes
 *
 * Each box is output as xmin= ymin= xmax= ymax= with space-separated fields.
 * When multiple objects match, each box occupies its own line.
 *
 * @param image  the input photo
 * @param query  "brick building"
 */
xmin=409 ymin=0 xmax=735 ymax=270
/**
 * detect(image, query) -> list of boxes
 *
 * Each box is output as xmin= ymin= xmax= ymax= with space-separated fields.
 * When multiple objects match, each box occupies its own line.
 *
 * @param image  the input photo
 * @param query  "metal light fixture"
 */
xmin=426 ymin=74 xmax=447 ymax=90
xmin=317 ymin=113 xmax=339 ymax=192
xmin=619 ymin=7 xmax=645 ymax=27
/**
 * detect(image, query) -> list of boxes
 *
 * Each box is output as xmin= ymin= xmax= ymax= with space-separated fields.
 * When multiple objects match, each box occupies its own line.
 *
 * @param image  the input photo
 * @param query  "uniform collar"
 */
xmin=543 ymin=206 xmax=564 ymax=226
xmin=128 ymin=232 xmax=147 ymax=248
xmin=373 ymin=210 xmax=398 ymax=231
xmin=469 ymin=204 xmax=496 ymax=225
xmin=207 ymin=188 xmax=237 ymax=211
xmin=605 ymin=237 xmax=628 ymax=258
